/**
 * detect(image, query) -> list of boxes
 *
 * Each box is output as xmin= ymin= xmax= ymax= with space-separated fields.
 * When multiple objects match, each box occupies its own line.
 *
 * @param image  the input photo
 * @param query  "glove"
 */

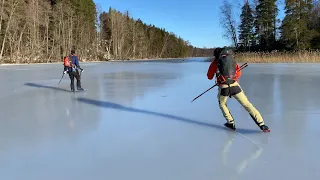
xmin=79 ymin=68 xmax=84 ymax=73
xmin=63 ymin=71 xmax=67 ymax=74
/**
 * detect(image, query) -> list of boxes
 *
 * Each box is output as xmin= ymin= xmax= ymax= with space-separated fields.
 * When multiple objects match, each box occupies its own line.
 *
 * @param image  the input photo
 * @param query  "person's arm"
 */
xmin=73 ymin=55 xmax=84 ymax=72
xmin=74 ymin=55 xmax=80 ymax=68
xmin=207 ymin=59 xmax=218 ymax=80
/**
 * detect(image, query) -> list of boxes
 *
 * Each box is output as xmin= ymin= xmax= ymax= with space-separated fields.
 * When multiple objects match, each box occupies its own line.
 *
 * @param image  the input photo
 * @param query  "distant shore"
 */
xmin=1 ymin=50 xmax=320 ymax=66
xmin=0 ymin=57 xmax=189 ymax=66
xmin=108 ymin=57 xmax=188 ymax=62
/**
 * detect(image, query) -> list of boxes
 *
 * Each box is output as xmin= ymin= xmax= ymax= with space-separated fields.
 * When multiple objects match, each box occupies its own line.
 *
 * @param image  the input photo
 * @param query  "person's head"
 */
xmin=213 ymin=47 xmax=223 ymax=58
xmin=71 ymin=49 xmax=75 ymax=55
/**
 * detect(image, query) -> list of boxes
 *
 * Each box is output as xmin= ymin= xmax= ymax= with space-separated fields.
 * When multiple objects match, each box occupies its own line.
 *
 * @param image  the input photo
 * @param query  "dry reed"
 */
xmin=234 ymin=50 xmax=320 ymax=63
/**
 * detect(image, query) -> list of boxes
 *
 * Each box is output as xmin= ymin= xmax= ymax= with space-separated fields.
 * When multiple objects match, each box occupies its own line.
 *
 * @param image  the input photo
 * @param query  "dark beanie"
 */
xmin=213 ymin=48 xmax=222 ymax=58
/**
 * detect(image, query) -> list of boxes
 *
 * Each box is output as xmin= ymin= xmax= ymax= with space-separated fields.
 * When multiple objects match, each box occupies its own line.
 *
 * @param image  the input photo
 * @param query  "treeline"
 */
xmin=0 ymin=1 xmax=210 ymax=64
xmin=99 ymin=8 xmax=213 ymax=59
xmin=188 ymin=47 xmax=215 ymax=57
xmin=220 ymin=0 xmax=320 ymax=52
xmin=0 ymin=0 xmax=97 ymax=64
xmin=99 ymin=8 xmax=192 ymax=60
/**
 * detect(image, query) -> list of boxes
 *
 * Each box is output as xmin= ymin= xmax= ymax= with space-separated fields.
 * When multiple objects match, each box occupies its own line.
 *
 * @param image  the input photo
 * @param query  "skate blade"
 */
xmin=263 ymin=129 xmax=270 ymax=133
xmin=224 ymin=125 xmax=236 ymax=131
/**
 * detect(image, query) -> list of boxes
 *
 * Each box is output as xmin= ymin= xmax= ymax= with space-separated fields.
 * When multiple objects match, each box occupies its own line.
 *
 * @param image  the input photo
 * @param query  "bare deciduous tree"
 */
xmin=220 ymin=0 xmax=238 ymax=47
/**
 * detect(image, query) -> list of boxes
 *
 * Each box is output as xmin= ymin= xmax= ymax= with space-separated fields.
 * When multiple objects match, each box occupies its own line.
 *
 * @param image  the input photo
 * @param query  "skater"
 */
xmin=207 ymin=47 xmax=270 ymax=132
xmin=63 ymin=49 xmax=84 ymax=92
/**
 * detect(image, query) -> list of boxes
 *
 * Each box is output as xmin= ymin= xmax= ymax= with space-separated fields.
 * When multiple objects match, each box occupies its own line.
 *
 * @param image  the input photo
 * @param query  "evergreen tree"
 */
xmin=281 ymin=0 xmax=315 ymax=50
xmin=239 ymin=1 xmax=255 ymax=48
xmin=255 ymin=0 xmax=278 ymax=48
xmin=308 ymin=0 xmax=320 ymax=49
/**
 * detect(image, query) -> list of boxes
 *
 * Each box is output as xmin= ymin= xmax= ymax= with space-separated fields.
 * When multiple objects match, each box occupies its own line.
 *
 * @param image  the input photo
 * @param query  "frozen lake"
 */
xmin=0 ymin=58 xmax=320 ymax=180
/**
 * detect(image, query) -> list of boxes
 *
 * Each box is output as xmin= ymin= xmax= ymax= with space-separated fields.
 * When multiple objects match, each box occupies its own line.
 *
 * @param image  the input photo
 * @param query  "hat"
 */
xmin=213 ymin=48 xmax=223 ymax=58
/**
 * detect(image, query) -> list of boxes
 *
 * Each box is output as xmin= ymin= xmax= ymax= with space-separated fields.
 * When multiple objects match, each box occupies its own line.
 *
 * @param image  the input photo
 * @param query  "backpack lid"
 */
xmin=217 ymin=51 xmax=237 ymax=79
xmin=220 ymin=48 xmax=234 ymax=57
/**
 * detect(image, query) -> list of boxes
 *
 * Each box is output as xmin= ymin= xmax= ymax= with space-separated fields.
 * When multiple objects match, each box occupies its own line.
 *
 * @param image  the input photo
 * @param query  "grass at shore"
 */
xmin=235 ymin=50 xmax=320 ymax=63
xmin=205 ymin=50 xmax=320 ymax=63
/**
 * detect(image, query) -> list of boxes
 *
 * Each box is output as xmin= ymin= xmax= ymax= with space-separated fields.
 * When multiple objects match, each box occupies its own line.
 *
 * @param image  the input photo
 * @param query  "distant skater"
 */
xmin=206 ymin=47 xmax=270 ymax=132
xmin=63 ymin=49 xmax=84 ymax=92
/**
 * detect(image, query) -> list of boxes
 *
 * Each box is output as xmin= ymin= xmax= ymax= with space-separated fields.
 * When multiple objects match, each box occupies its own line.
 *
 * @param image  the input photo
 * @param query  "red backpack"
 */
xmin=63 ymin=56 xmax=72 ymax=67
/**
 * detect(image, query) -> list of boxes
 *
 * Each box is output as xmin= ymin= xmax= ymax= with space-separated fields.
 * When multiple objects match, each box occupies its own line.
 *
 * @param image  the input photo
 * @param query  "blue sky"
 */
xmin=93 ymin=0 xmax=286 ymax=48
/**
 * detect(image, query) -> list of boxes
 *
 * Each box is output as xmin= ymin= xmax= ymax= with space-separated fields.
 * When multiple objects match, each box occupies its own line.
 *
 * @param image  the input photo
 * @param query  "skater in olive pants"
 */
xmin=207 ymin=47 xmax=269 ymax=131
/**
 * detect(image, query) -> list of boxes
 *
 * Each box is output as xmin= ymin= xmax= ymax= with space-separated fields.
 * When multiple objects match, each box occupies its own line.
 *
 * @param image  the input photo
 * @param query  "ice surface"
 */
xmin=0 ymin=58 xmax=320 ymax=180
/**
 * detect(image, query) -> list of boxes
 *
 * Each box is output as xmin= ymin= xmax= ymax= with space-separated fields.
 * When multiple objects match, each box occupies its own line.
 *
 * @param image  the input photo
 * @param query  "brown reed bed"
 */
xmin=234 ymin=50 xmax=320 ymax=63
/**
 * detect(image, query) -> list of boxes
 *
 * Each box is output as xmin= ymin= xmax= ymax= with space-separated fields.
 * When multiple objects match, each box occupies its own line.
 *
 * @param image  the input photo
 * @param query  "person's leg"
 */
xmin=218 ymin=86 xmax=235 ymax=128
xmin=75 ymin=70 xmax=83 ymax=90
xmin=69 ymin=72 xmax=75 ymax=92
xmin=232 ymin=85 xmax=269 ymax=130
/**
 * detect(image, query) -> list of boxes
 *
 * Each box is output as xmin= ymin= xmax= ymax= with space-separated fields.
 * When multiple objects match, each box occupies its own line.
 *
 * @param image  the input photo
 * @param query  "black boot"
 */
xmin=260 ymin=125 xmax=270 ymax=132
xmin=76 ymin=81 xmax=83 ymax=90
xmin=70 ymin=84 xmax=75 ymax=92
xmin=76 ymin=76 xmax=83 ymax=91
xmin=224 ymin=122 xmax=236 ymax=130
xmin=77 ymin=82 xmax=84 ymax=91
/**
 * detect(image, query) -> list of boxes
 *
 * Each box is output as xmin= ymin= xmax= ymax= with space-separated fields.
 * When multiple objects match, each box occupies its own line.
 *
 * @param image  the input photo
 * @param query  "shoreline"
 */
xmin=0 ymin=57 xmax=193 ymax=66
xmin=1 ymin=52 xmax=320 ymax=66
xmin=108 ymin=57 xmax=189 ymax=62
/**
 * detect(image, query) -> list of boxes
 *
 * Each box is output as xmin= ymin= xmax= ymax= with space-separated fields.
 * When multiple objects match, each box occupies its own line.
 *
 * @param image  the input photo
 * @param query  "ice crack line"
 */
xmin=235 ymin=131 xmax=263 ymax=150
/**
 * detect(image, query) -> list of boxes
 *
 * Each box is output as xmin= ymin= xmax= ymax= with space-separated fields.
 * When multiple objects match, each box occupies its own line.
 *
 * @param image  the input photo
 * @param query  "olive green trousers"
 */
xmin=217 ymin=81 xmax=265 ymax=126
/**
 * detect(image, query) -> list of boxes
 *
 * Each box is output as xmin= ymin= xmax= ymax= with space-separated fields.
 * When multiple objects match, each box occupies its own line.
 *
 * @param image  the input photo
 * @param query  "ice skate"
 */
xmin=224 ymin=122 xmax=236 ymax=130
xmin=260 ymin=125 xmax=270 ymax=132
xmin=70 ymin=84 xmax=75 ymax=92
